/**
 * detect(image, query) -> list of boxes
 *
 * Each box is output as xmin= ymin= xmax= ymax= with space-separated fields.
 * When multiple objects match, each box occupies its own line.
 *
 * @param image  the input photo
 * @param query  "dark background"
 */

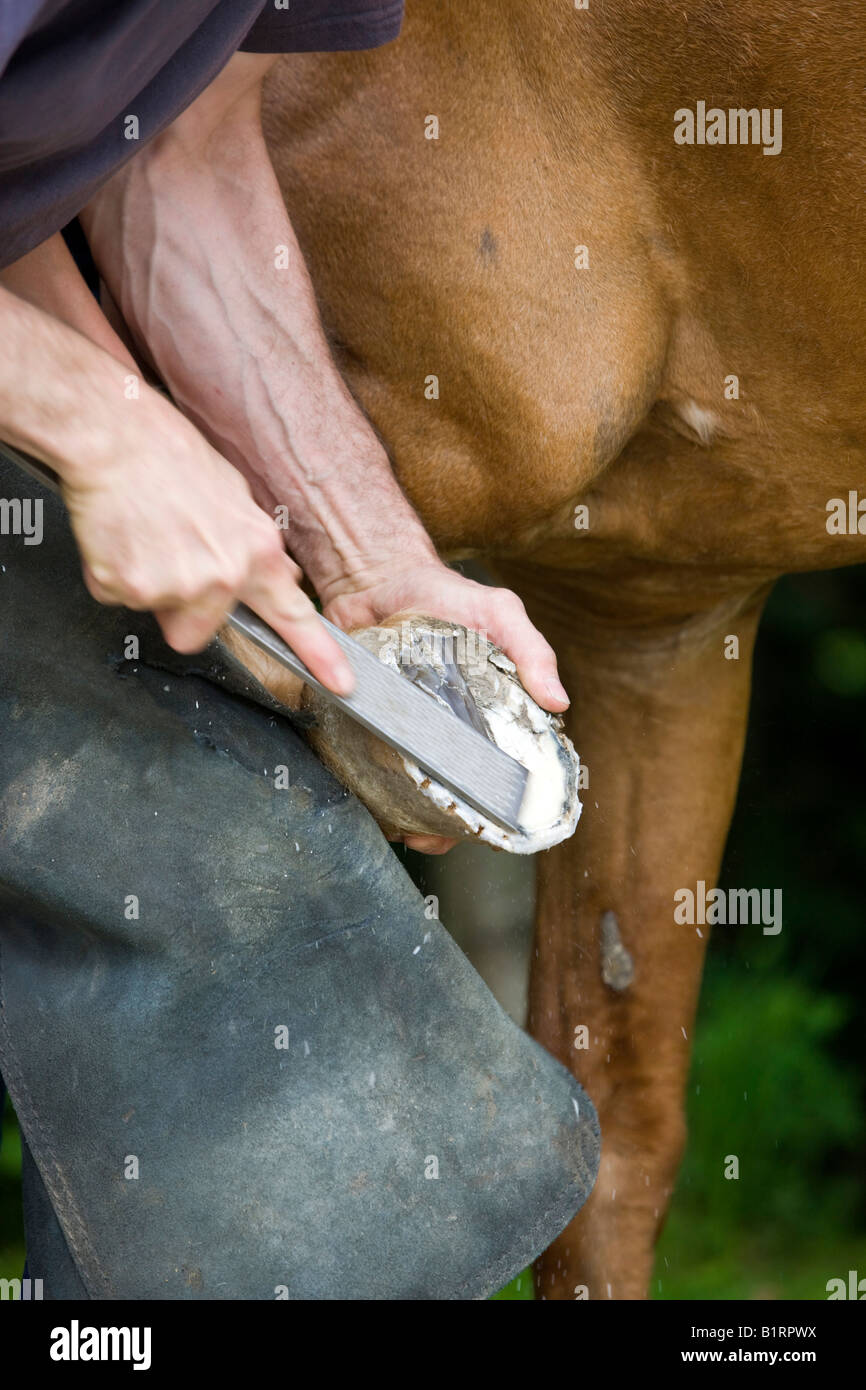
xmin=3 ymin=566 xmax=865 ymax=1298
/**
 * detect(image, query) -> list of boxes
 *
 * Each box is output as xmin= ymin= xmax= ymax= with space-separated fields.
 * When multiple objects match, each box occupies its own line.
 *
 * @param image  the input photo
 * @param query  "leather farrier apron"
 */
xmin=0 ymin=454 xmax=599 ymax=1299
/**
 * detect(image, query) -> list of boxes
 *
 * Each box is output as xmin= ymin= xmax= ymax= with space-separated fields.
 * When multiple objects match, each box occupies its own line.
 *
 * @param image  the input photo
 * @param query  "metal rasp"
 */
xmin=0 ymin=440 xmax=529 ymax=832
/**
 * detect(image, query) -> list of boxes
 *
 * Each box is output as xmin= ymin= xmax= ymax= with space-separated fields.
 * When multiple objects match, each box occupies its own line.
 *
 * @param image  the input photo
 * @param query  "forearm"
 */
xmin=81 ymin=64 xmax=436 ymax=603
xmin=0 ymin=242 xmax=156 ymax=487
xmin=0 ymin=233 xmax=135 ymax=366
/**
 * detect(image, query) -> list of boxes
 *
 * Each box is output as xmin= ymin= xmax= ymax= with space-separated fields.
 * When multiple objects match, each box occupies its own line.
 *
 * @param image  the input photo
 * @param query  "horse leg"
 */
xmin=499 ymin=568 xmax=769 ymax=1298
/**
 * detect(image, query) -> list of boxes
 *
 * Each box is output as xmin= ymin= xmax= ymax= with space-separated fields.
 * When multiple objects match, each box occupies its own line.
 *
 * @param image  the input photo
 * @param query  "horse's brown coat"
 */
xmin=258 ymin=0 xmax=866 ymax=1296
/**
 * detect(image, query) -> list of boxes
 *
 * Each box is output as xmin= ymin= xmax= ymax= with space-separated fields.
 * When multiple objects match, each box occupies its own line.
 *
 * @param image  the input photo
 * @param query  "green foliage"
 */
xmin=661 ymin=956 xmax=861 ymax=1289
xmin=0 ymin=1095 xmax=25 ymax=1283
xmin=679 ymin=970 xmax=862 ymax=1233
xmin=653 ymin=965 xmax=865 ymax=1298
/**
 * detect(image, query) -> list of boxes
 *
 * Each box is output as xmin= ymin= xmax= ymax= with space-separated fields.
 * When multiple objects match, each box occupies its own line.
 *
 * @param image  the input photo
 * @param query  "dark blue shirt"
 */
xmin=0 ymin=1 xmax=403 ymax=267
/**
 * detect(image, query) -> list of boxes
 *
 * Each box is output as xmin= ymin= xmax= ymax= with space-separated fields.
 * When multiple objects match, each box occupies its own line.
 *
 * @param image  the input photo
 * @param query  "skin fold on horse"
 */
xmin=247 ymin=0 xmax=866 ymax=1298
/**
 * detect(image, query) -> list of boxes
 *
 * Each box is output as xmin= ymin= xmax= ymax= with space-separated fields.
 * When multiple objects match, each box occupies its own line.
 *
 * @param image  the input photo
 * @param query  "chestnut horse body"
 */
xmin=262 ymin=0 xmax=866 ymax=1297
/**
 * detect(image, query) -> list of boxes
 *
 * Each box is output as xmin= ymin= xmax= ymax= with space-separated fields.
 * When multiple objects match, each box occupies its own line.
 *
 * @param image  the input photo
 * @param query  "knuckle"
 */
xmin=276 ymin=590 xmax=316 ymax=625
xmin=122 ymin=575 xmax=155 ymax=608
xmin=83 ymin=573 xmax=112 ymax=603
xmin=253 ymin=532 xmax=285 ymax=567
xmin=206 ymin=576 xmax=236 ymax=605
xmin=277 ymin=594 xmax=313 ymax=624
xmin=87 ymin=561 xmax=115 ymax=589
xmin=496 ymin=588 xmax=525 ymax=615
xmin=170 ymin=577 xmax=201 ymax=607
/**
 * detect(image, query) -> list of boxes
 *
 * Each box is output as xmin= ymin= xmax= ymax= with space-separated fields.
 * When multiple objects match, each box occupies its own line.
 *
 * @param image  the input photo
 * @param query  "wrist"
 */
xmin=312 ymin=539 xmax=442 ymax=613
xmin=0 ymin=285 xmax=136 ymax=488
xmin=256 ymin=425 xmax=440 ymax=601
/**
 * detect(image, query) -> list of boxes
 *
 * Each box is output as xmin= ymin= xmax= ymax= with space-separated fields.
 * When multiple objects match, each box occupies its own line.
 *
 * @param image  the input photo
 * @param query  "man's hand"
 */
xmin=321 ymin=559 xmax=569 ymax=714
xmin=65 ymin=391 xmax=354 ymax=692
xmin=318 ymin=557 xmax=568 ymax=857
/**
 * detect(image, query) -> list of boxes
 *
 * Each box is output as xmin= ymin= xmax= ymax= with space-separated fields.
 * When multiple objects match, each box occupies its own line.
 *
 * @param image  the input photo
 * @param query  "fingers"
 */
xmin=242 ymin=549 xmax=355 ymax=697
xmin=81 ymin=560 xmax=122 ymax=607
xmin=81 ymin=488 xmax=355 ymax=695
xmin=372 ymin=564 xmax=569 ymax=714
xmin=154 ymin=594 xmax=234 ymax=654
xmin=483 ymin=589 xmax=570 ymax=712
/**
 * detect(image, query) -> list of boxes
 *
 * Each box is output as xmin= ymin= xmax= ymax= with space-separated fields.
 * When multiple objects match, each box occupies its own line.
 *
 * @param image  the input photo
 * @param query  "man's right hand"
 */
xmin=64 ymin=390 xmax=355 ymax=695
